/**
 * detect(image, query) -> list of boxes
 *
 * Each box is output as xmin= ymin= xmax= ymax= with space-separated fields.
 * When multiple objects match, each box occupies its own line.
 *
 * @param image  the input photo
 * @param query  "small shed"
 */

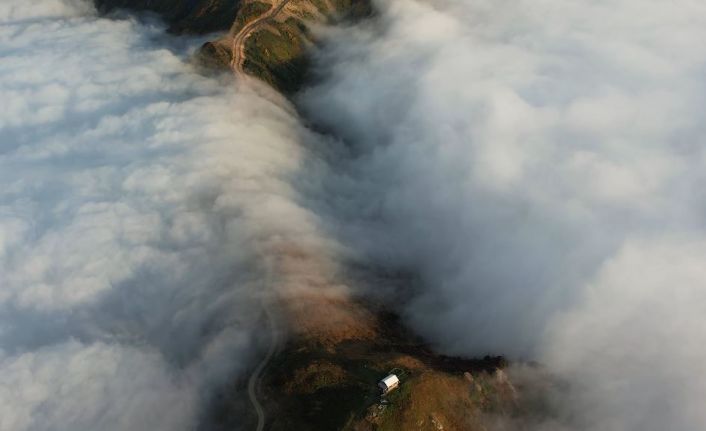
xmin=378 ymin=374 xmax=400 ymax=394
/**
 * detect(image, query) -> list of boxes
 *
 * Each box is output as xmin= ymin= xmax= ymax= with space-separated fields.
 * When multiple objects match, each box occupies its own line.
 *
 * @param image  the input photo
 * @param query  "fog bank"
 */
xmin=5 ymin=0 xmax=706 ymax=429
xmin=301 ymin=0 xmax=706 ymax=429
xmin=0 ymin=2 xmax=334 ymax=429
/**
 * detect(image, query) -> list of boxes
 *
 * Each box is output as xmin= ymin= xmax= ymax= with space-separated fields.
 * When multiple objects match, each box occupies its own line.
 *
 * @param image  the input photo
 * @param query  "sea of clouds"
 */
xmin=4 ymin=0 xmax=706 ymax=429
xmin=301 ymin=0 xmax=706 ymax=429
xmin=0 ymin=1 xmax=337 ymax=429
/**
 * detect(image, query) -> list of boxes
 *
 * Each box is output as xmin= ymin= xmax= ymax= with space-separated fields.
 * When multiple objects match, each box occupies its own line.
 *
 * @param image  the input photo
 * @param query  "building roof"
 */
xmin=380 ymin=374 xmax=400 ymax=388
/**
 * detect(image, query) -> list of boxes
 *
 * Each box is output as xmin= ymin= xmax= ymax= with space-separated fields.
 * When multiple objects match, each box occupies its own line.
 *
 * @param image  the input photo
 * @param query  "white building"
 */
xmin=378 ymin=374 xmax=400 ymax=394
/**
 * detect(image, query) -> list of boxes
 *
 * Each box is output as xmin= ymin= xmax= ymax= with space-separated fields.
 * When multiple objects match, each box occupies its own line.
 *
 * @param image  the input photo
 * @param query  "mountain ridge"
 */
xmin=89 ymin=2 xmax=530 ymax=430
xmin=95 ymin=0 xmax=371 ymax=91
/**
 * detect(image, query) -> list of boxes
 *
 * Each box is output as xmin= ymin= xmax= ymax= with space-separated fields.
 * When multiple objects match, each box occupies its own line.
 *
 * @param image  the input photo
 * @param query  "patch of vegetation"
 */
xmin=329 ymin=0 xmax=373 ymax=19
xmin=376 ymin=379 xmax=414 ymax=431
xmin=299 ymin=385 xmax=369 ymax=430
xmin=230 ymin=1 xmax=272 ymax=34
xmin=168 ymin=0 xmax=241 ymax=34
xmin=243 ymin=22 xmax=309 ymax=93
xmin=266 ymin=344 xmax=380 ymax=431
xmin=286 ymin=360 xmax=348 ymax=394
xmin=95 ymin=0 xmax=242 ymax=34
xmin=307 ymin=0 xmax=331 ymax=15
xmin=197 ymin=41 xmax=232 ymax=70
xmin=260 ymin=302 xmax=512 ymax=431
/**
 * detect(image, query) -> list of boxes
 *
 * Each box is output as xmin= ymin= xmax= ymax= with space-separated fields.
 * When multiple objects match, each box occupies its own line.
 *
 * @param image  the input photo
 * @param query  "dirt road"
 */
xmin=230 ymin=0 xmax=292 ymax=74
xmin=247 ymin=304 xmax=279 ymax=431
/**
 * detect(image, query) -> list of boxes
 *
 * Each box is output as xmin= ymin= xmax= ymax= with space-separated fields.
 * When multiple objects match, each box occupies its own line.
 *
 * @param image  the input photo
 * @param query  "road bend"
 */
xmin=247 ymin=301 xmax=279 ymax=431
xmin=230 ymin=0 xmax=293 ymax=74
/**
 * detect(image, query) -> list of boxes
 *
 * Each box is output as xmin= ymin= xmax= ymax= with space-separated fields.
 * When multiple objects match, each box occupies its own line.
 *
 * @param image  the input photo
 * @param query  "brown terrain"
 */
xmin=206 ymin=240 xmax=522 ymax=430
xmin=256 ymin=290 xmax=520 ymax=431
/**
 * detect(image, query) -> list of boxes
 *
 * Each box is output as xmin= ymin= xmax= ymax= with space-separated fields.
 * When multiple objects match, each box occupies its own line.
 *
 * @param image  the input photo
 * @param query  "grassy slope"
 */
xmin=243 ymin=18 xmax=309 ymax=93
xmin=261 ymin=305 xmax=511 ymax=431
xmin=231 ymin=1 xmax=274 ymax=34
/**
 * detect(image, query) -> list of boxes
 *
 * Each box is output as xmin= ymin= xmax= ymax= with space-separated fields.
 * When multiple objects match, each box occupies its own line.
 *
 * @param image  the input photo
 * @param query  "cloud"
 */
xmin=300 ymin=0 xmax=706 ymax=429
xmin=0 ymin=1 xmax=335 ymax=430
xmin=0 ymin=341 xmax=197 ymax=431
xmin=542 ymin=238 xmax=706 ymax=430
xmin=5 ymin=0 xmax=706 ymax=429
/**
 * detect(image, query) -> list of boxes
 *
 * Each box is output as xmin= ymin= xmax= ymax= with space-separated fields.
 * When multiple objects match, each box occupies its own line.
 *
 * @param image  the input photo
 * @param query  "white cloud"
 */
xmin=0 ymin=1 xmax=335 ymax=429
xmin=0 ymin=341 xmax=196 ymax=431
xmin=301 ymin=0 xmax=706 ymax=428
xmin=6 ymin=0 xmax=705 ymax=428
xmin=544 ymin=238 xmax=706 ymax=430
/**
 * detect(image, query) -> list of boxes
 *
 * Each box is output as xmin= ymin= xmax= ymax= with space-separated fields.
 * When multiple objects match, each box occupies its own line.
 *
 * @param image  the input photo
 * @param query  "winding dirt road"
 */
xmin=230 ymin=0 xmax=293 ymax=74
xmin=247 ymin=304 xmax=279 ymax=431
